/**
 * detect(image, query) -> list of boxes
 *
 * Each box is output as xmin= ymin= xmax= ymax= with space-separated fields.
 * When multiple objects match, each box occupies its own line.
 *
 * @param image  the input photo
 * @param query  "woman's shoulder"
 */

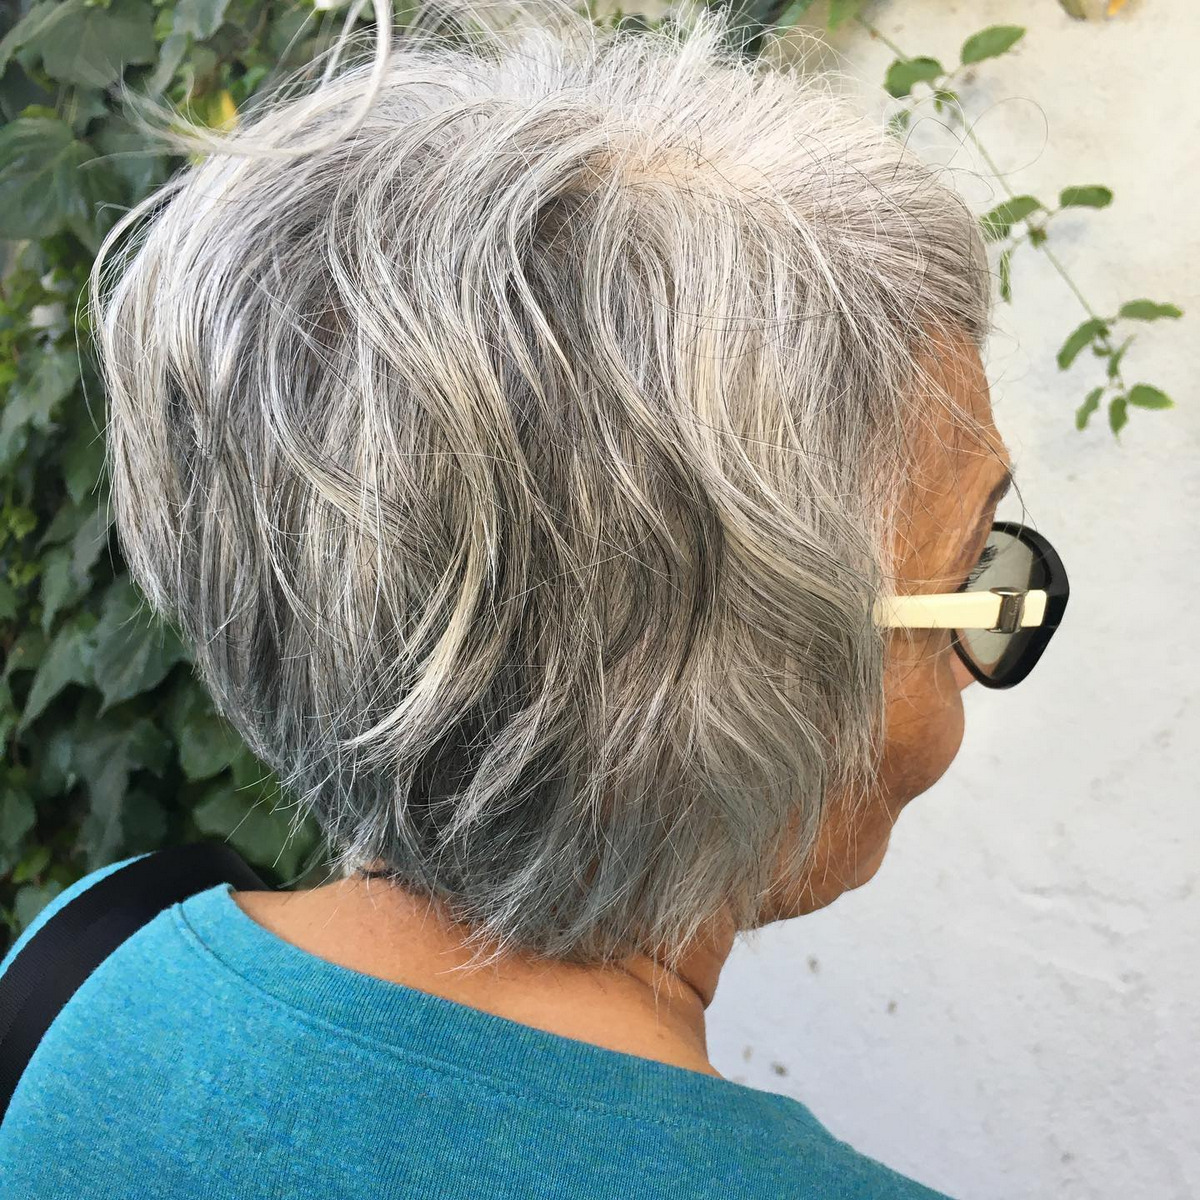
xmin=737 ymin=1092 xmax=955 ymax=1200
xmin=0 ymin=852 xmax=152 ymax=980
xmin=0 ymin=860 xmax=955 ymax=1200
xmin=781 ymin=1125 xmax=956 ymax=1199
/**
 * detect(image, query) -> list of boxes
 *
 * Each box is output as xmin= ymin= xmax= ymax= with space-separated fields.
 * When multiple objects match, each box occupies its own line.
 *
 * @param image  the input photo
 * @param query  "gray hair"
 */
xmin=89 ymin=0 xmax=993 ymax=973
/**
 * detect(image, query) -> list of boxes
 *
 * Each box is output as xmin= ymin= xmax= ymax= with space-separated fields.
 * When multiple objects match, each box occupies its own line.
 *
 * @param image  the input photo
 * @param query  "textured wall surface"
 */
xmin=704 ymin=3 xmax=1199 ymax=1199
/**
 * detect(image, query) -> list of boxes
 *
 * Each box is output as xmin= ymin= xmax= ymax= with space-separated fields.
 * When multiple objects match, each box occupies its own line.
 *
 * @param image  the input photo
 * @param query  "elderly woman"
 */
xmin=0 ymin=3 xmax=1068 ymax=1198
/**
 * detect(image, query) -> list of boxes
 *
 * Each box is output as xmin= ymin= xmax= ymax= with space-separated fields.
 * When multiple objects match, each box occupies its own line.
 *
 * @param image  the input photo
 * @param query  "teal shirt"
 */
xmin=0 ymin=857 xmax=953 ymax=1199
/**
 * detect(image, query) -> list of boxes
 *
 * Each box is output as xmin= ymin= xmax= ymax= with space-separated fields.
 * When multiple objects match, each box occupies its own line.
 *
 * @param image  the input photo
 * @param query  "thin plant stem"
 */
xmin=856 ymin=14 xmax=1102 ymax=323
xmin=854 ymin=13 xmax=905 ymax=59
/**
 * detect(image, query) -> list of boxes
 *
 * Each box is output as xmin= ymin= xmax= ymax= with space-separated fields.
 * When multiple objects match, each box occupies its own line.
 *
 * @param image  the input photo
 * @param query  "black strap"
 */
xmin=0 ymin=840 xmax=270 ymax=1125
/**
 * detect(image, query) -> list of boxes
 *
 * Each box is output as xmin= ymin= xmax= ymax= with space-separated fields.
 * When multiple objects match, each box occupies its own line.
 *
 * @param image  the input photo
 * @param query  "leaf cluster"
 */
xmin=850 ymin=18 xmax=1183 ymax=438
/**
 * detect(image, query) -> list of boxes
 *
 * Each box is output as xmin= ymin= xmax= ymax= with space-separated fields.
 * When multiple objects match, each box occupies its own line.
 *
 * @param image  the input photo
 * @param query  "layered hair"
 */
xmin=89 ymin=0 xmax=993 ymax=972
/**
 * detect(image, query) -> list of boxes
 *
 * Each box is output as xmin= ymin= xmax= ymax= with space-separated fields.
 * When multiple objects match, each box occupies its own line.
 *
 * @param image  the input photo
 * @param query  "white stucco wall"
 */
xmin=701 ymin=3 xmax=1198 ymax=1199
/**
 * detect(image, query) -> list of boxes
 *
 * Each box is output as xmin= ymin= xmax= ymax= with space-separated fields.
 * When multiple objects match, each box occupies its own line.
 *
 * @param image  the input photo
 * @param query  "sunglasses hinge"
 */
xmin=988 ymin=587 xmax=1025 ymax=635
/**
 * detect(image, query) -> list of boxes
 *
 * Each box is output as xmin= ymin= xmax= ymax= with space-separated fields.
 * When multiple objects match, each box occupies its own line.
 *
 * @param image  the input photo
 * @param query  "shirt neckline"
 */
xmin=174 ymin=881 xmax=821 ymax=1137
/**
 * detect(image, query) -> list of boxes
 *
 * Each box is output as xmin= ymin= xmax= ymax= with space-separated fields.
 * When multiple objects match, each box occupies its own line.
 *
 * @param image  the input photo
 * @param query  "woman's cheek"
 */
xmin=893 ymin=647 xmax=968 ymax=802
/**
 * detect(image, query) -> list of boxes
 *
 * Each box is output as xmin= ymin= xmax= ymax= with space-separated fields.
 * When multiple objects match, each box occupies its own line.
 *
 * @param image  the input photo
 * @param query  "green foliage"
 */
xmin=998 ymin=247 xmax=1013 ymax=303
xmin=173 ymin=0 xmax=237 ymax=42
xmin=826 ymin=0 xmax=865 ymax=31
xmin=0 ymin=0 xmax=374 ymax=950
xmin=1126 ymin=384 xmax=1173 ymax=410
xmin=1057 ymin=318 xmax=1110 ymax=370
xmin=0 ymin=117 xmax=125 ymax=250
xmin=980 ymin=195 xmax=1043 ymax=242
xmin=1108 ymin=395 xmax=1128 ymax=436
xmin=1059 ymin=184 xmax=1113 ymax=209
xmin=1075 ymin=386 xmax=1103 ymax=431
xmin=884 ymin=55 xmax=942 ymax=99
xmin=1118 ymin=299 xmax=1182 ymax=321
xmin=1 ymin=0 xmax=157 ymax=89
xmin=960 ymin=25 xmax=1025 ymax=65
xmin=852 ymin=12 xmax=1183 ymax=435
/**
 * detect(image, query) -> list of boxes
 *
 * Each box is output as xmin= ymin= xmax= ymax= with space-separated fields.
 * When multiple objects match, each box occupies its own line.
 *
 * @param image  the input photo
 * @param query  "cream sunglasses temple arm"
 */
xmin=872 ymin=587 xmax=1049 ymax=633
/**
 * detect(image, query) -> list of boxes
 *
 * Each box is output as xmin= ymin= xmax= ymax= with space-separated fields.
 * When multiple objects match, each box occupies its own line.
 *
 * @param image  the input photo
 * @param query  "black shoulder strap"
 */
xmin=0 ymin=840 xmax=269 ymax=1125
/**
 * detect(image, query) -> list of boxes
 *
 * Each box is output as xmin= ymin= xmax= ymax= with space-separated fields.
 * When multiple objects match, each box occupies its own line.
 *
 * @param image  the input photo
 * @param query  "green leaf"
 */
xmin=886 ymin=108 xmax=911 ymax=137
xmin=1059 ymin=185 xmax=1113 ymax=209
xmin=999 ymin=247 xmax=1013 ymax=302
xmin=11 ymin=843 xmax=52 ymax=884
xmin=180 ymin=712 xmax=244 ymax=781
xmin=0 ymin=1 xmax=62 ymax=74
xmin=38 ymin=498 xmax=92 ymax=550
xmin=28 ymin=345 xmax=79 ymax=408
xmin=884 ymin=56 xmax=944 ymax=99
xmin=6 ymin=506 xmax=37 ymax=541
xmin=71 ymin=504 xmax=115 ymax=580
xmin=0 ymin=677 xmax=15 ymax=740
xmin=0 ymin=116 xmax=124 ymax=250
xmin=182 ymin=44 xmax=219 ymax=89
xmin=13 ymin=881 xmax=64 ymax=932
xmin=0 ymin=58 xmax=55 ymax=124
xmin=0 ymin=785 xmax=36 ymax=851
xmin=60 ymin=88 xmax=112 ymax=136
xmin=60 ymin=420 xmax=106 ymax=506
xmin=173 ymin=0 xmax=234 ymax=40
xmin=0 ymin=767 xmax=35 ymax=875
xmin=35 ymin=723 xmax=79 ymax=797
xmin=18 ymin=614 xmax=97 ymax=730
xmin=193 ymin=785 xmax=314 ymax=878
xmin=91 ymin=116 xmax=172 ymax=205
xmin=1108 ymin=396 xmax=1128 ymax=436
xmin=14 ymin=0 xmax=157 ymax=88
xmin=0 ymin=676 xmax=12 ymax=745
xmin=979 ymin=195 xmax=1043 ymax=242
xmin=119 ymin=788 xmax=168 ymax=855
xmin=0 ymin=343 xmax=79 ymax=472
xmin=1056 ymin=318 xmax=1109 ymax=370
xmin=1118 ymin=299 xmax=1183 ymax=321
xmin=145 ymin=30 xmax=191 ymax=96
xmin=826 ymin=0 xmax=864 ymax=30
xmin=265 ymin=6 xmax=316 ymax=63
xmin=1106 ymin=335 xmax=1134 ymax=379
xmin=72 ymin=710 xmax=172 ymax=868
xmin=961 ymin=25 xmax=1025 ymax=65
xmin=39 ymin=545 xmax=91 ymax=635
xmin=1126 ymin=384 xmax=1173 ymax=410
xmin=0 ymin=577 xmax=17 ymax=622
xmin=229 ymin=745 xmax=274 ymax=792
xmin=166 ymin=680 xmax=243 ymax=782
xmin=3 ymin=627 xmax=47 ymax=681
xmin=91 ymin=576 xmax=190 ymax=714
xmin=1075 ymin=386 xmax=1103 ymax=430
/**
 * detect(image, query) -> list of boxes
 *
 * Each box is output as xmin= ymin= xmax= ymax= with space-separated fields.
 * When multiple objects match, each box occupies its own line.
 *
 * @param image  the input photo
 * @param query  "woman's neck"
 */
xmin=230 ymin=874 xmax=736 ymax=1079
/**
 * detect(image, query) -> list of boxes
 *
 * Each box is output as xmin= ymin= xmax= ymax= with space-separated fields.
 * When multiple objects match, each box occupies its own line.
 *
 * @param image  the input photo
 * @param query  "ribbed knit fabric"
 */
xmin=0 ymin=856 xmax=953 ymax=1199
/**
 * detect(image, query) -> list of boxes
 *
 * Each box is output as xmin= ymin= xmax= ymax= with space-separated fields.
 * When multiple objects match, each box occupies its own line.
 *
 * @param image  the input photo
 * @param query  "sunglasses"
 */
xmin=872 ymin=521 xmax=1070 ymax=689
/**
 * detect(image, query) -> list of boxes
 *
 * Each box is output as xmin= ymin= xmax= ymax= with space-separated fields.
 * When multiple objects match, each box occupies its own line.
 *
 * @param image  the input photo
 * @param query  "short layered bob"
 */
xmin=89 ymin=0 xmax=994 ymax=972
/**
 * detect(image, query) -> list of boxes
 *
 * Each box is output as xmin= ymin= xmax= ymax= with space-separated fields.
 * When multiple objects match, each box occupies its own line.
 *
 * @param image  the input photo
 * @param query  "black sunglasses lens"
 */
xmin=956 ymin=529 xmax=1041 ymax=681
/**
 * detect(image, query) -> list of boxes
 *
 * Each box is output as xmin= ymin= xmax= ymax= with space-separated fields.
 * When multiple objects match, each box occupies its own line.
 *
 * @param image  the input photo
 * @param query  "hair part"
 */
xmin=89 ymin=0 xmax=994 ymax=974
